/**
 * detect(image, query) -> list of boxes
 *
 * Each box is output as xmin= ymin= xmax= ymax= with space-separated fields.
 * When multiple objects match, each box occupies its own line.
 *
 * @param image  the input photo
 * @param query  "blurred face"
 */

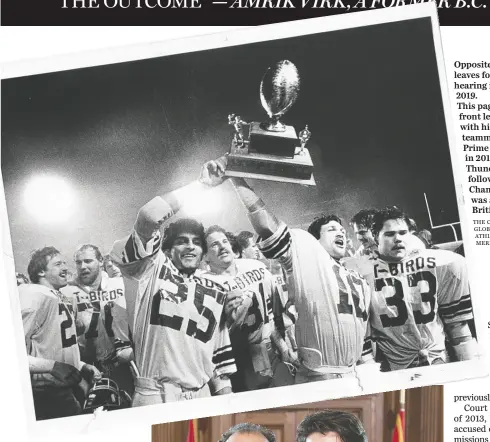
xmin=104 ymin=258 xmax=122 ymax=278
xmin=170 ymin=232 xmax=203 ymax=273
xmin=206 ymin=231 xmax=234 ymax=272
xmin=42 ymin=254 xmax=69 ymax=290
xmin=227 ymin=433 xmax=269 ymax=442
xmin=319 ymin=220 xmax=346 ymax=260
xmin=353 ymin=223 xmax=376 ymax=249
xmin=306 ymin=432 xmax=343 ymax=442
xmin=75 ymin=248 xmax=103 ymax=286
xmin=377 ymin=218 xmax=410 ymax=262
xmin=242 ymin=238 xmax=260 ymax=260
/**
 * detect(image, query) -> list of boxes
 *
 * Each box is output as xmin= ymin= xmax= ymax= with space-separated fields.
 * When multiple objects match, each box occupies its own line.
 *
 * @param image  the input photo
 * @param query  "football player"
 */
xmin=345 ymin=206 xmax=477 ymax=370
xmin=237 ymin=231 xmax=261 ymax=260
xmin=202 ymin=157 xmax=372 ymax=383
xmin=350 ymin=209 xmax=378 ymax=258
xmin=61 ymin=244 xmax=133 ymax=395
xmin=103 ymin=254 xmax=123 ymax=278
xmin=110 ymin=166 xmax=236 ymax=405
xmin=20 ymin=247 xmax=101 ymax=420
xmin=203 ymin=225 xmax=297 ymax=391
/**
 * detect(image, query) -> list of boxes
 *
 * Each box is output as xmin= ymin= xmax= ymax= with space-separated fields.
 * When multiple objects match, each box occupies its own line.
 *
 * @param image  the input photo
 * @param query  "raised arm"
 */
xmin=135 ymin=185 xmax=199 ymax=243
xmin=229 ymin=177 xmax=281 ymax=241
xmin=135 ymin=160 xmax=225 ymax=242
xmin=111 ymin=159 xmax=226 ymax=272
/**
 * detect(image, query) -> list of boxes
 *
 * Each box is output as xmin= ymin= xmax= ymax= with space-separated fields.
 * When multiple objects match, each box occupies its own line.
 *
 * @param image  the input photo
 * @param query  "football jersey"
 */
xmin=20 ymin=284 xmax=82 ymax=388
xmin=344 ymin=248 xmax=473 ymax=370
xmin=203 ymin=259 xmax=275 ymax=345
xmin=110 ymin=205 xmax=236 ymax=389
xmin=61 ymin=275 xmax=130 ymax=364
xmin=258 ymin=223 xmax=370 ymax=371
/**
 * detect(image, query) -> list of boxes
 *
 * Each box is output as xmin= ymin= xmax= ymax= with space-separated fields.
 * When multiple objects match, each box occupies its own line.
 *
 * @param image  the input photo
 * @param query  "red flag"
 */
xmin=392 ymin=408 xmax=405 ymax=442
xmin=186 ymin=420 xmax=196 ymax=442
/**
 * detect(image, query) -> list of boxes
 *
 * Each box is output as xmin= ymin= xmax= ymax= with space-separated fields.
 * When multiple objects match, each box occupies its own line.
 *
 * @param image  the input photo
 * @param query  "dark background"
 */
xmin=1 ymin=18 xmax=461 ymax=273
xmin=1 ymin=0 xmax=488 ymax=26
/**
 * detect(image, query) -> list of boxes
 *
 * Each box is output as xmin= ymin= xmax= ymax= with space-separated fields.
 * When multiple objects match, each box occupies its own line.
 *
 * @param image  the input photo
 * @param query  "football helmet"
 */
xmin=83 ymin=378 xmax=131 ymax=413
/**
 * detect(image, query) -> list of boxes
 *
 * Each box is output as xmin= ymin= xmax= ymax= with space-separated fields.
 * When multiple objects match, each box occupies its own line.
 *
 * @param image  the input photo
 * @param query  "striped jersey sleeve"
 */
xmin=257 ymin=222 xmax=293 ymax=274
xmin=437 ymin=252 xmax=473 ymax=324
xmin=212 ymin=326 xmax=236 ymax=377
xmin=110 ymin=197 xmax=174 ymax=280
xmin=121 ymin=230 xmax=162 ymax=265
xmin=110 ymin=232 xmax=162 ymax=282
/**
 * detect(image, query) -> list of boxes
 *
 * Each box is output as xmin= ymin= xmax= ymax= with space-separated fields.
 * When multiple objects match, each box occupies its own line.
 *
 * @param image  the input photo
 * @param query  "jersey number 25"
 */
xmin=150 ymin=283 xmax=218 ymax=344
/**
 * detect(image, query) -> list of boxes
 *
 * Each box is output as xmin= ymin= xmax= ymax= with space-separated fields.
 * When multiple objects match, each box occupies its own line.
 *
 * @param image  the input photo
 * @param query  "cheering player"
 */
xmin=20 ymin=247 xmax=101 ymax=420
xmin=203 ymin=225 xmax=297 ymax=391
xmin=202 ymin=157 xmax=372 ymax=383
xmin=345 ymin=206 xmax=477 ymax=370
xmin=110 ymin=166 xmax=236 ymax=405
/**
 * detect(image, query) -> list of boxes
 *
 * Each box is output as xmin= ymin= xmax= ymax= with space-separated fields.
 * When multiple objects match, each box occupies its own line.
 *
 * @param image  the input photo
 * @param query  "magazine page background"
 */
xmin=440 ymin=27 xmax=490 ymax=442
xmin=0 ymin=25 xmax=488 ymax=442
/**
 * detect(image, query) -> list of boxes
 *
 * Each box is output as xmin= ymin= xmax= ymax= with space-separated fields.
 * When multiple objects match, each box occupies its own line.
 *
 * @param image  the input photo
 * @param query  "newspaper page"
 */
xmin=0 ymin=4 xmax=489 ymax=442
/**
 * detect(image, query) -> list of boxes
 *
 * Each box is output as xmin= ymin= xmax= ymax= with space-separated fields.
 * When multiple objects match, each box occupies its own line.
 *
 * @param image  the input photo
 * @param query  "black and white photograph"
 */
xmin=0 ymin=3 xmax=486 ymax=435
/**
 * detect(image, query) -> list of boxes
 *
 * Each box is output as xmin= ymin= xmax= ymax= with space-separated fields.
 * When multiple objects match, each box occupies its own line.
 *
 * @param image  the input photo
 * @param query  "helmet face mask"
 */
xmin=83 ymin=378 xmax=131 ymax=413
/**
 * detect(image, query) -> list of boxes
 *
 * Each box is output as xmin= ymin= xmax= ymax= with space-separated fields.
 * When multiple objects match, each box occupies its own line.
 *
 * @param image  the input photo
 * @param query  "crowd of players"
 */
xmin=16 ymin=156 xmax=478 ymax=420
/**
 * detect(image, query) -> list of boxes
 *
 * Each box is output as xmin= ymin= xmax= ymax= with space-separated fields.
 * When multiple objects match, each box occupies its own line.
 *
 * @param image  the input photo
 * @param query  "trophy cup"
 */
xmin=225 ymin=60 xmax=315 ymax=186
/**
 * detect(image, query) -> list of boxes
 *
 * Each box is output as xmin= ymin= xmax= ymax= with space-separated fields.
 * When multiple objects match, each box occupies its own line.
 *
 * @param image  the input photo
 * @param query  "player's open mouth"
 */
xmin=182 ymin=254 xmax=196 ymax=259
xmin=334 ymin=238 xmax=345 ymax=247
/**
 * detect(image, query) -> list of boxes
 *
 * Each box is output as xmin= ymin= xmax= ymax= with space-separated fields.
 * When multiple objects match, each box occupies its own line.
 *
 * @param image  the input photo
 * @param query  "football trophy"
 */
xmin=225 ymin=60 xmax=315 ymax=186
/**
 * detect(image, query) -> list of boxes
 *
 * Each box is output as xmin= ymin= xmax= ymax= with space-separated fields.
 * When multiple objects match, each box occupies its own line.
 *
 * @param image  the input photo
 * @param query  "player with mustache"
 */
xmin=202 ymin=225 xmax=297 ymax=391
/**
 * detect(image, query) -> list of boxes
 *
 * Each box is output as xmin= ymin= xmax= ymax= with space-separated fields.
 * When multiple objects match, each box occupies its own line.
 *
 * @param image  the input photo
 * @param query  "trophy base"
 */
xmin=225 ymin=170 xmax=316 ymax=186
xmin=226 ymin=142 xmax=315 ymax=186
xmin=249 ymin=122 xmax=298 ymax=157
